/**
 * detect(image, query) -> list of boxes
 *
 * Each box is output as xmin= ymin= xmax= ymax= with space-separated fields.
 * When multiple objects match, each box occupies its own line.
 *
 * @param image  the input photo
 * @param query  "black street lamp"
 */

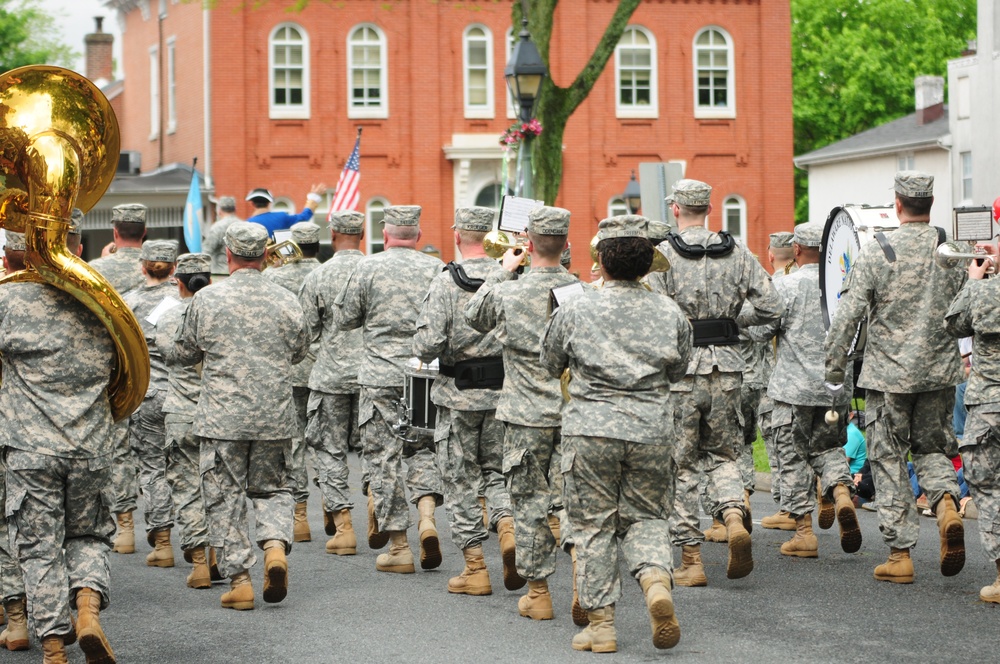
xmin=623 ymin=170 xmax=642 ymax=214
xmin=504 ymin=13 xmax=548 ymax=199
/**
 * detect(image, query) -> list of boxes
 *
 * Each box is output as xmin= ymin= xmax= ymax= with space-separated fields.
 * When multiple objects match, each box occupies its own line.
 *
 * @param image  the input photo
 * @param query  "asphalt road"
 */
xmin=61 ymin=454 xmax=999 ymax=663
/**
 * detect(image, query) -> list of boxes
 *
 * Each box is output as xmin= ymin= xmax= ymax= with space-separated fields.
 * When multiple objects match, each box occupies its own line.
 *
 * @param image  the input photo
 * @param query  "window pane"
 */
xmin=290 ymin=70 xmax=302 ymax=87
xmin=289 ymin=46 xmax=302 ymax=65
xmin=290 ymin=88 xmax=302 ymax=104
xmin=275 ymin=88 xmax=286 ymax=104
xmin=469 ymin=43 xmax=487 ymax=66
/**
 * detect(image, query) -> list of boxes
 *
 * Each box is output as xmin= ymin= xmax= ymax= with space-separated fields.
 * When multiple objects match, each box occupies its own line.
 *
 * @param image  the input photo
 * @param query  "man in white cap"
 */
xmin=245 ymin=184 xmax=326 ymax=238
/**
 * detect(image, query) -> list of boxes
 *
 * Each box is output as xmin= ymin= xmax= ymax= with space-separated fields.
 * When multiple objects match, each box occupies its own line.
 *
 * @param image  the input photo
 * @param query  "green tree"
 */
xmin=0 ymin=0 xmax=75 ymax=71
xmin=792 ymin=0 xmax=976 ymax=220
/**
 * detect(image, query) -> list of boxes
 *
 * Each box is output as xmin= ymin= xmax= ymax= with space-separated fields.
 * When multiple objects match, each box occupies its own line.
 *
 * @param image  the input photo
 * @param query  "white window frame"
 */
xmin=505 ymin=27 xmax=516 ymax=119
xmin=693 ymin=26 xmax=736 ymax=119
xmin=149 ymin=45 xmax=159 ymax=141
xmin=722 ymin=195 xmax=746 ymax=239
xmin=961 ymin=152 xmax=972 ymax=202
xmin=272 ymin=197 xmax=295 ymax=213
xmin=614 ymin=26 xmax=658 ymax=119
xmin=348 ymin=24 xmax=388 ymax=120
xmin=608 ymin=197 xmax=629 ymax=218
xmin=896 ymin=153 xmax=915 ymax=172
xmin=463 ymin=25 xmax=494 ymax=119
xmin=269 ymin=23 xmax=310 ymax=120
xmin=366 ymin=198 xmax=389 ymax=254
xmin=166 ymin=37 xmax=177 ymax=134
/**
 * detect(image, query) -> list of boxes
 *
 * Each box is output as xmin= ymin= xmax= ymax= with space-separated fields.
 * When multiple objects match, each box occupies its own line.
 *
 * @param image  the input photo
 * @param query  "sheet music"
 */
xmin=549 ymin=282 xmax=586 ymax=311
xmin=146 ymin=295 xmax=182 ymax=326
xmin=499 ymin=195 xmax=545 ymax=233
xmin=273 ymin=230 xmax=293 ymax=244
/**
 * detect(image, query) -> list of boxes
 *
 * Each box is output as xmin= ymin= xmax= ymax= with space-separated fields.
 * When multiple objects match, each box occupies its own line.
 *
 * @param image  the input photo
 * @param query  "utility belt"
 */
xmin=438 ymin=357 xmax=504 ymax=390
xmin=690 ymin=318 xmax=740 ymax=347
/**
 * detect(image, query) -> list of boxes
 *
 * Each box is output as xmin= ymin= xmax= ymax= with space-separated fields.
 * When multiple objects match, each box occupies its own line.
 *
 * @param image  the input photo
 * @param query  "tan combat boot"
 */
xmin=367 ymin=488 xmax=389 ymax=550
xmin=742 ymin=490 xmax=754 ymax=534
xmin=208 ymin=547 xmax=223 ymax=581
xmin=111 ymin=512 xmax=135 ymax=554
xmin=293 ymin=502 xmax=311 ymax=543
xmin=42 ymin=635 xmax=69 ymax=664
xmin=833 ymin=483 xmax=862 ymax=553
xmin=447 ymin=545 xmax=492 ymax=595
xmin=874 ymin=547 xmax=915 ymax=584
xmin=221 ymin=570 xmax=254 ymax=610
xmin=638 ymin=568 xmax=680 ymax=650
xmin=817 ymin=478 xmax=836 ymax=530
xmin=547 ymin=513 xmax=561 ymax=546
xmin=518 ymin=579 xmax=554 ymax=620
xmin=935 ymin=494 xmax=965 ymax=577
xmin=375 ymin=531 xmax=415 ymax=574
xmin=76 ymin=587 xmax=115 ymax=664
xmin=496 ymin=516 xmax=525 ymax=590
xmin=673 ymin=544 xmax=707 ymax=587
xmin=570 ymin=546 xmax=587 ymax=626
xmin=326 ymin=509 xmax=357 ymax=555
xmin=980 ymin=559 xmax=1000 ymax=603
xmin=780 ymin=513 xmax=818 ymax=558
xmin=761 ymin=510 xmax=797 ymax=530
xmin=186 ymin=548 xmax=212 ymax=589
xmin=702 ymin=518 xmax=728 ymax=542
xmin=571 ymin=604 xmax=617 ymax=653
xmin=262 ymin=540 xmax=288 ymax=604
xmin=723 ymin=507 xmax=753 ymax=579
xmin=0 ymin=597 xmax=29 ymax=651
xmin=417 ymin=495 xmax=442 ymax=570
xmin=323 ymin=510 xmax=336 ymax=537
xmin=145 ymin=528 xmax=174 ymax=568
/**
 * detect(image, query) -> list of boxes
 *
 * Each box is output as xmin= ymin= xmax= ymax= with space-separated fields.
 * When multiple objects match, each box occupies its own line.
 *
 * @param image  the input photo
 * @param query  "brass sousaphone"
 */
xmin=0 ymin=65 xmax=149 ymax=422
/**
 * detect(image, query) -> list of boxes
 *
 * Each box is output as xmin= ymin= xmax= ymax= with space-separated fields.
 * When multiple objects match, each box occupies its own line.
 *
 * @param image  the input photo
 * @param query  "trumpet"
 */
xmin=264 ymin=239 xmax=302 ymax=269
xmin=589 ymin=234 xmax=670 ymax=274
xmin=483 ymin=229 xmax=530 ymax=266
xmin=935 ymin=242 xmax=996 ymax=273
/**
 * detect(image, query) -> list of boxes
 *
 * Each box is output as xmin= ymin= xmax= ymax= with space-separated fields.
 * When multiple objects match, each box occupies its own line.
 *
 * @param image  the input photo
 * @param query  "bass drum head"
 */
xmin=819 ymin=207 xmax=861 ymax=330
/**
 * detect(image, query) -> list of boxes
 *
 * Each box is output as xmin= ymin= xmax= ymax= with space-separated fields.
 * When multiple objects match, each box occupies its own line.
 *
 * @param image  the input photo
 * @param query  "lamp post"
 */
xmin=505 ymin=14 xmax=547 ymax=200
xmin=623 ymin=170 xmax=642 ymax=214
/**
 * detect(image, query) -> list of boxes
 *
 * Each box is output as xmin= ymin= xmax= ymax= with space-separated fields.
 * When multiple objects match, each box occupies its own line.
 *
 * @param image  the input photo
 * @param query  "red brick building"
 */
xmin=102 ymin=0 xmax=793 ymax=265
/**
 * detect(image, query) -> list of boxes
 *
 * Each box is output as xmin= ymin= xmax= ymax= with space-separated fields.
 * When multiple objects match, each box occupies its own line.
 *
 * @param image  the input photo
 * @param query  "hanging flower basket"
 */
xmin=499 ymin=118 xmax=543 ymax=152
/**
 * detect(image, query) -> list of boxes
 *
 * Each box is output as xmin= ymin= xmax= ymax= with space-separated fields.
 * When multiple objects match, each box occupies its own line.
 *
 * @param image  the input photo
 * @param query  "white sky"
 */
xmin=36 ymin=0 xmax=123 ymax=78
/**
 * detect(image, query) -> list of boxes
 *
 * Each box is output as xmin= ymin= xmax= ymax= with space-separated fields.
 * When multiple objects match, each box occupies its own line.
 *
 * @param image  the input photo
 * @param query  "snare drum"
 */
xmin=403 ymin=358 xmax=439 ymax=433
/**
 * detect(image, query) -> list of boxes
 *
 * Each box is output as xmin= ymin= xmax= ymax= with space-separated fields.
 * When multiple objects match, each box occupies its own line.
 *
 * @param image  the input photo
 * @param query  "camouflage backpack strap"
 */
xmin=874 ymin=232 xmax=896 ymax=263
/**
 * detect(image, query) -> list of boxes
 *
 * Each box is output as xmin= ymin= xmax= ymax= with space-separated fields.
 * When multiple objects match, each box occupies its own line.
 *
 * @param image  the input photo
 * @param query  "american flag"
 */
xmin=329 ymin=129 xmax=362 ymax=216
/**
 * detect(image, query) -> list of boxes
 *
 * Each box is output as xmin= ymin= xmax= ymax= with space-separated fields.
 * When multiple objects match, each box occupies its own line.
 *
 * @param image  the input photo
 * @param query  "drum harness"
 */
xmin=665 ymin=230 xmax=742 ymax=347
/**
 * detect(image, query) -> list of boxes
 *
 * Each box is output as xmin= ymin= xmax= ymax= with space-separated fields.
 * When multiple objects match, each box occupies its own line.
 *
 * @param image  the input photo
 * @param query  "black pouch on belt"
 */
xmin=440 ymin=357 xmax=505 ymax=390
xmin=690 ymin=318 xmax=740 ymax=347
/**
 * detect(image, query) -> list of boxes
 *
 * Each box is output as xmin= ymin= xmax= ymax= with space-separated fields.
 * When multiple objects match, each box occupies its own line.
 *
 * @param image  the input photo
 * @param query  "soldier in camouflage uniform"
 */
xmin=945 ymin=251 xmax=1000 ymax=602
xmin=413 ymin=206 xmax=521 ymax=596
xmin=541 ymin=215 xmax=691 ymax=653
xmin=335 ymin=206 xmax=445 ymax=574
xmin=646 ymin=180 xmax=782 ymax=586
xmin=300 ymin=211 xmax=368 ymax=556
xmin=175 ymin=222 xmax=308 ymax=609
xmin=203 ymin=196 xmax=242 ymax=275
xmin=265 ymin=221 xmax=322 ymax=543
xmin=89 ymin=203 xmax=147 ymax=556
xmin=1 ymin=227 xmax=118 ymax=662
xmin=123 ymin=240 xmax=180 ymax=569
xmin=826 ymin=171 xmax=966 ymax=583
xmin=751 ymin=222 xmax=862 ymax=558
xmin=465 ymin=206 xmax=580 ymax=622
xmin=156 ymin=253 xmax=220 ymax=589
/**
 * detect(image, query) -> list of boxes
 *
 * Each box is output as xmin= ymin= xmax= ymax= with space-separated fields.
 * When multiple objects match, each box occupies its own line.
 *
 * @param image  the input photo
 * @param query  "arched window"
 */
xmin=464 ymin=25 xmax=494 ymax=118
xmin=366 ymin=197 xmax=389 ymax=254
xmin=348 ymin=25 xmax=388 ymax=119
xmin=694 ymin=27 xmax=735 ymax=118
xmin=475 ymin=182 xmax=504 ymax=210
xmin=615 ymin=26 xmax=657 ymax=118
xmin=271 ymin=197 xmax=294 ymax=213
xmin=722 ymin=195 xmax=746 ymax=239
xmin=269 ymin=23 xmax=309 ymax=119
xmin=608 ymin=197 xmax=629 ymax=218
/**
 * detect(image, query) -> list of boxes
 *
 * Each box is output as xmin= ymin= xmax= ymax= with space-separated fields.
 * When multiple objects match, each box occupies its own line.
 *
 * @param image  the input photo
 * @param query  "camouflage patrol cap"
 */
xmin=647 ymin=220 xmax=672 ymax=244
xmin=597 ymin=214 xmax=649 ymax=240
xmin=560 ymin=243 xmax=572 ymax=267
xmin=769 ymin=232 xmax=795 ymax=249
xmin=291 ymin=221 xmax=321 ymax=245
xmin=793 ymin=221 xmax=823 ymax=248
xmin=112 ymin=203 xmax=147 ymax=226
xmin=69 ymin=208 xmax=83 ymax=235
xmin=175 ymin=252 xmax=211 ymax=275
xmin=665 ymin=179 xmax=712 ymax=207
xmin=217 ymin=196 xmax=237 ymax=212
xmin=452 ymin=206 xmax=495 ymax=232
xmin=894 ymin=170 xmax=934 ymax=198
xmin=4 ymin=231 xmax=25 ymax=252
xmin=224 ymin=221 xmax=269 ymax=258
xmin=383 ymin=205 xmax=421 ymax=227
xmin=140 ymin=239 xmax=178 ymax=263
xmin=527 ymin=206 xmax=570 ymax=236
xmin=328 ymin=210 xmax=364 ymax=235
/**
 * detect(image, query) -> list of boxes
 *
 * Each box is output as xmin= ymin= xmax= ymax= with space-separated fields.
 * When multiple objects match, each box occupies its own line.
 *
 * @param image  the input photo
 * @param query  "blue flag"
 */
xmin=183 ymin=170 xmax=202 ymax=252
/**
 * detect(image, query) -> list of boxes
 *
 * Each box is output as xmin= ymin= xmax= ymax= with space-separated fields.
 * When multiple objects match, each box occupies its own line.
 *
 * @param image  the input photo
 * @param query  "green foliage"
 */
xmin=752 ymin=431 xmax=770 ymax=473
xmin=792 ymin=0 xmax=976 ymax=221
xmin=0 ymin=0 xmax=75 ymax=71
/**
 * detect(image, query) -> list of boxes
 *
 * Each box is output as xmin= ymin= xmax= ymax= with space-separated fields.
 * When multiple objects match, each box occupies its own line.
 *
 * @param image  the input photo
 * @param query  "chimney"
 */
xmin=915 ymin=76 xmax=944 ymax=125
xmin=85 ymin=17 xmax=114 ymax=84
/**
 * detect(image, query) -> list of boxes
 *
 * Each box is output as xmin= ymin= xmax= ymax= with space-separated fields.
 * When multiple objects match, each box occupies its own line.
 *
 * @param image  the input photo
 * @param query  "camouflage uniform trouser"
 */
xmin=771 ymin=402 xmax=854 ymax=517
xmin=0 ymin=453 xmax=24 ymax=602
xmin=287 ymin=386 xmax=311 ymax=504
xmin=503 ymin=423 xmax=565 ymax=581
xmin=130 ymin=390 xmax=173 ymax=533
xmin=739 ymin=385 xmax=762 ymax=493
xmin=758 ymin=399 xmax=782 ymax=505
xmin=200 ymin=439 xmax=294 ymax=579
xmin=957 ymin=405 xmax=1000 ymax=561
xmin=5 ymin=450 xmax=114 ymax=640
xmin=305 ymin=390 xmax=365 ymax=513
xmin=435 ymin=407 xmax=511 ymax=551
xmin=110 ymin=418 xmax=138 ymax=513
xmin=669 ymin=371 xmax=746 ymax=547
xmin=164 ymin=416 xmax=209 ymax=552
xmin=563 ymin=435 xmax=674 ymax=611
xmin=866 ymin=389 xmax=961 ymax=550
xmin=360 ymin=386 xmax=443 ymax=533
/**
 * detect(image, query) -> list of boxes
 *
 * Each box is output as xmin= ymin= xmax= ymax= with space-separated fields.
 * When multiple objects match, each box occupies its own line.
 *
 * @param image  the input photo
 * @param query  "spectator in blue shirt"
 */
xmin=245 ymin=183 xmax=327 ymax=238
xmin=843 ymin=410 xmax=867 ymax=474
